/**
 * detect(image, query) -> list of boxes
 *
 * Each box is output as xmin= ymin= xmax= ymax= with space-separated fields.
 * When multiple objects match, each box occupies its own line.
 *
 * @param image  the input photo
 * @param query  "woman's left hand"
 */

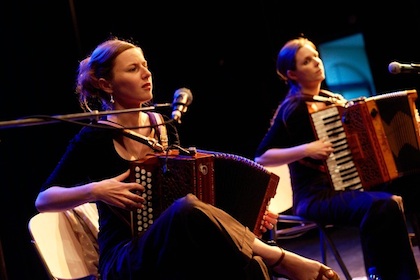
xmin=260 ymin=210 xmax=279 ymax=233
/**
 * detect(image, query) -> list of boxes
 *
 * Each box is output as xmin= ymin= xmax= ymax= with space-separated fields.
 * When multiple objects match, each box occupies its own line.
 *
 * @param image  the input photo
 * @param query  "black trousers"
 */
xmin=295 ymin=184 xmax=420 ymax=280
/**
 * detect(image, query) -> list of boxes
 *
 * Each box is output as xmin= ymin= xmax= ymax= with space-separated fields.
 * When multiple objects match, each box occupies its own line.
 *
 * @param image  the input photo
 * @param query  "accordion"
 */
xmin=129 ymin=150 xmax=279 ymax=237
xmin=310 ymin=89 xmax=420 ymax=191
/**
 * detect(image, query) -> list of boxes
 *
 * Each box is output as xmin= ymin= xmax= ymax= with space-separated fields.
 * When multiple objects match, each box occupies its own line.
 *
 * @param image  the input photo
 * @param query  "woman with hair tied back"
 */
xmin=255 ymin=36 xmax=420 ymax=280
xmin=35 ymin=36 xmax=340 ymax=280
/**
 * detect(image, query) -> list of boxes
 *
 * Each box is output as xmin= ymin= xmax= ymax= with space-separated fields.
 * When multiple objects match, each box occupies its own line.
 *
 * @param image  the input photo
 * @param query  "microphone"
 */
xmin=388 ymin=61 xmax=420 ymax=74
xmin=171 ymin=87 xmax=193 ymax=123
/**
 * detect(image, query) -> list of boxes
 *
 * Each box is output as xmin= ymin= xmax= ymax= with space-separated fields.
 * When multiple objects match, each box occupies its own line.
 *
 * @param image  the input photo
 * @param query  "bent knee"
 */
xmin=391 ymin=195 xmax=404 ymax=212
xmin=373 ymin=195 xmax=404 ymax=214
xmin=173 ymin=193 xmax=200 ymax=211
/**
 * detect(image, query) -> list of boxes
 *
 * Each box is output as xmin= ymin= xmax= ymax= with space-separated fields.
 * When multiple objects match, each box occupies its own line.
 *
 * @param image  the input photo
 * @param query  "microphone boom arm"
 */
xmin=0 ymin=103 xmax=172 ymax=129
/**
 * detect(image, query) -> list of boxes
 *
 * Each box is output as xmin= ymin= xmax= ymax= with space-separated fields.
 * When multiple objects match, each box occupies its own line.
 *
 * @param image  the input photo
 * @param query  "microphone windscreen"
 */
xmin=388 ymin=61 xmax=401 ymax=74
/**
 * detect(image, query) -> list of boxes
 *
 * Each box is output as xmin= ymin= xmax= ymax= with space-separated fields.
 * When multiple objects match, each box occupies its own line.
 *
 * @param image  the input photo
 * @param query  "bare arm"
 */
xmin=35 ymin=169 xmax=145 ymax=212
xmin=255 ymin=139 xmax=334 ymax=167
xmin=252 ymin=238 xmax=340 ymax=279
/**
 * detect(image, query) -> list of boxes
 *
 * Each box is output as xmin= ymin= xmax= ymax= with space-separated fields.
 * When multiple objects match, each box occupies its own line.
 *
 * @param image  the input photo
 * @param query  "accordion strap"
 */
xmin=146 ymin=112 xmax=169 ymax=150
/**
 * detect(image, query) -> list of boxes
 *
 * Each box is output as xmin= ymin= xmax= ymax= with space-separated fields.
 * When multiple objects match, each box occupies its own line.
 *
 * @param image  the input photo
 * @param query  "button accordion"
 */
xmin=310 ymin=89 xmax=420 ymax=191
xmin=129 ymin=150 xmax=279 ymax=237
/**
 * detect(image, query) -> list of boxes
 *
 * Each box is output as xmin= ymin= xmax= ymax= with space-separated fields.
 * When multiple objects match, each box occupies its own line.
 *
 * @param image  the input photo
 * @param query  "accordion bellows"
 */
xmin=129 ymin=150 xmax=279 ymax=237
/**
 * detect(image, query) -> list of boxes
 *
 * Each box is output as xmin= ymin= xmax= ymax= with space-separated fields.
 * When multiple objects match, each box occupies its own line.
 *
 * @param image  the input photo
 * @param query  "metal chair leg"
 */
xmin=318 ymin=225 xmax=352 ymax=280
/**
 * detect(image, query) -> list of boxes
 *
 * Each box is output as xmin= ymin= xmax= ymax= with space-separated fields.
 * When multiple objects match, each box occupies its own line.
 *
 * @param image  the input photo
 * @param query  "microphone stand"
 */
xmin=0 ymin=103 xmax=171 ymax=129
xmin=0 ymin=103 xmax=172 ymax=152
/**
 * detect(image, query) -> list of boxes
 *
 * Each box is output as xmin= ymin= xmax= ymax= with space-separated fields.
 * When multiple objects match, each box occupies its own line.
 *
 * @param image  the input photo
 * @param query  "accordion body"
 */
xmin=310 ymin=89 xmax=420 ymax=191
xmin=129 ymin=150 xmax=279 ymax=237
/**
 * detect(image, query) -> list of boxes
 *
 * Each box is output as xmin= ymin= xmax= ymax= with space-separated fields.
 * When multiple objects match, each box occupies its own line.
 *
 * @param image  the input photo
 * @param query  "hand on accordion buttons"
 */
xmin=260 ymin=210 xmax=279 ymax=233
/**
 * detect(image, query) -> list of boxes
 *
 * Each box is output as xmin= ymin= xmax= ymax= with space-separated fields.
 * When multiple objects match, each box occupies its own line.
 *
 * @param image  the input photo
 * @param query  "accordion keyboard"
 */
xmin=311 ymin=106 xmax=363 ymax=191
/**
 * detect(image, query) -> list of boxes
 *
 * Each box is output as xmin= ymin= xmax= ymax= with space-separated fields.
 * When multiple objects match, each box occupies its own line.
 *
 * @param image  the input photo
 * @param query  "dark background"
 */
xmin=1 ymin=1 xmax=420 ymax=279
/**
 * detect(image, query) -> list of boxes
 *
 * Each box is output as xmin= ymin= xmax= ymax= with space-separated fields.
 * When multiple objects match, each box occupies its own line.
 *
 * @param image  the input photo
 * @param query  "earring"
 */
xmin=110 ymin=94 xmax=115 ymax=104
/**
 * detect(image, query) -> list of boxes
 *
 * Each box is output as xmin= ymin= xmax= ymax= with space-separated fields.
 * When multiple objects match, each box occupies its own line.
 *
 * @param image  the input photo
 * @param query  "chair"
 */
xmin=265 ymin=164 xmax=352 ymax=280
xmin=28 ymin=202 xmax=99 ymax=280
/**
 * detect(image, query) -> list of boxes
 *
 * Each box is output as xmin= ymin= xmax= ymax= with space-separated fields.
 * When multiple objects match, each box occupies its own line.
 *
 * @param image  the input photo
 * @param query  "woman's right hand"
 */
xmin=305 ymin=139 xmax=334 ymax=160
xmin=93 ymin=169 xmax=145 ymax=210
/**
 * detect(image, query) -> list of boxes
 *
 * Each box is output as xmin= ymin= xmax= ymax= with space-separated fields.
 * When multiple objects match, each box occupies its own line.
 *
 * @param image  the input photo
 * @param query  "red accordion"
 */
xmin=129 ymin=150 xmax=279 ymax=237
xmin=310 ymin=89 xmax=420 ymax=191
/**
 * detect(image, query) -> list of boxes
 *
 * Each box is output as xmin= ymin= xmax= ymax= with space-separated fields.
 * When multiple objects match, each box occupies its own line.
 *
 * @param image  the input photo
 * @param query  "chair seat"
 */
xmin=276 ymin=214 xmax=318 ymax=238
